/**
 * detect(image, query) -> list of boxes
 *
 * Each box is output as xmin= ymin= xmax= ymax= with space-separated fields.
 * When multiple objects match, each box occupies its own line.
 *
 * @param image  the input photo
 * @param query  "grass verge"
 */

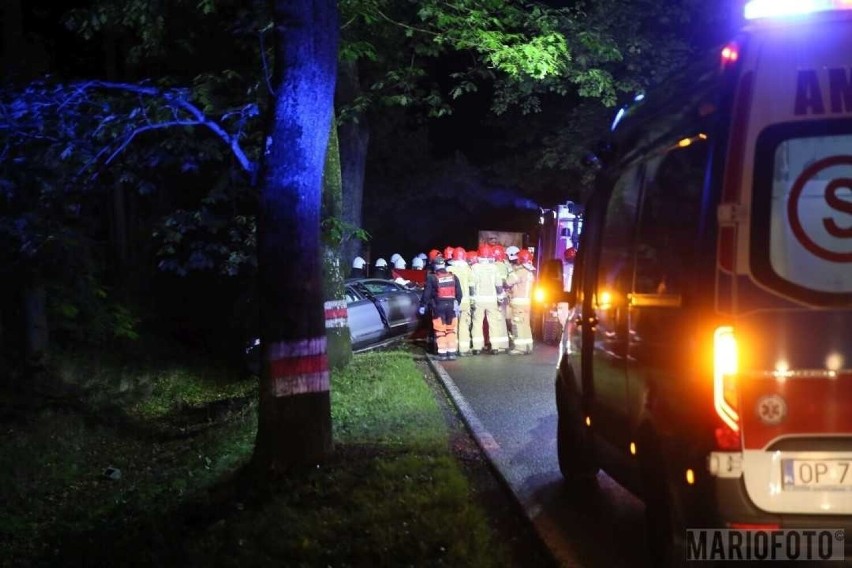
xmin=0 ymin=346 xmax=512 ymax=567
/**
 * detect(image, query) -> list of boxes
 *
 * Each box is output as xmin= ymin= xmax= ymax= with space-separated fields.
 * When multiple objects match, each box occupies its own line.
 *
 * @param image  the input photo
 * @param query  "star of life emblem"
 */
xmin=756 ymin=394 xmax=787 ymax=425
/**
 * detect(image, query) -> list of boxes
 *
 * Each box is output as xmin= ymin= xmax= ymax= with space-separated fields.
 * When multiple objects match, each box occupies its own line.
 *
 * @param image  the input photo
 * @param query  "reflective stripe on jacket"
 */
xmin=437 ymin=273 xmax=457 ymax=299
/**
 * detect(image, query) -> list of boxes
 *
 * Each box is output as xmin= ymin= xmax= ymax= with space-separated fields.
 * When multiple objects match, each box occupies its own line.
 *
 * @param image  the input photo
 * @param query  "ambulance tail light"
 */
xmin=714 ymin=326 xmax=740 ymax=434
xmin=744 ymin=0 xmax=852 ymax=20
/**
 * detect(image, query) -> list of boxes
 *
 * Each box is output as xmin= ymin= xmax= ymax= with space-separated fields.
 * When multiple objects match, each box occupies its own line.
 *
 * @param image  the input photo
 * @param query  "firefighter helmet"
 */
xmin=352 ymin=256 xmax=366 ymax=269
xmin=443 ymin=246 xmax=455 ymax=260
xmin=478 ymin=242 xmax=493 ymax=259
xmin=428 ymin=249 xmax=441 ymax=261
xmin=454 ymin=247 xmax=466 ymax=261
xmin=505 ymin=246 xmax=520 ymax=261
xmin=493 ymin=245 xmax=506 ymax=261
xmin=393 ymin=257 xmax=406 ymax=270
xmin=412 ymin=256 xmax=425 ymax=269
xmin=433 ymin=255 xmax=446 ymax=270
xmin=390 ymin=253 xmax=402 ymax=264
xmin=375 ymin=258 xmax=388 ymax=267
xmin=517 ymin=249 xmax=533 ymax=265
xmin=564 ymin=247 xmax=577 ymax=262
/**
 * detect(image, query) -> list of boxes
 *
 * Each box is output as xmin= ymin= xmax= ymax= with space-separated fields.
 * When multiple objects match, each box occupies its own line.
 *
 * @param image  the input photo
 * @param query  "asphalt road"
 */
xmin=429 ymin=345 xmax=651 ymax=568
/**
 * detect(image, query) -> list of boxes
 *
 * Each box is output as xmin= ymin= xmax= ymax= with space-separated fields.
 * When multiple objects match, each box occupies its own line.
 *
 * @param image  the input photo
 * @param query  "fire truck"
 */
xmin=532 ymin=201 xmax=583 ymax=343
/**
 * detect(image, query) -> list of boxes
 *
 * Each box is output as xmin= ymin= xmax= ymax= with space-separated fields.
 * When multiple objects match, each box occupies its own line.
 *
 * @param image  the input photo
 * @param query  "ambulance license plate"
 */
xmin=782 ymin=459 xmax=852 ymax=490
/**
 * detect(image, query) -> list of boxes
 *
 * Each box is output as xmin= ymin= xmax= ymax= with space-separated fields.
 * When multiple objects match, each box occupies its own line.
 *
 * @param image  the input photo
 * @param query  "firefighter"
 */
xmin=443 ymin=246 xmax=455 ymax=263
xmin=505 ymin=249 xmax=536 ymax=355
xmin=427 ymin=249 xmax=441 ymax=273
xmin=505 ymin=245 xmax=520 ymax=265
xmin=447 ymin=246 xmax=474 ymax=356
xmin=419 ymin=255 xmax=462 ymax=360
xmin=374 ymin=258 xmax=392 ymax=279
xmin=492 ymin=245 xmax=512 ymax=347
xmin=470 ymin=243 xmax=510 ymax=354
xmin=349 ymin=256 xmax=367 ymax=279
xmin=392 ymin=257 xmax=410 ymax=285
xmin=411 ymin=256 xmax=425 ymax=270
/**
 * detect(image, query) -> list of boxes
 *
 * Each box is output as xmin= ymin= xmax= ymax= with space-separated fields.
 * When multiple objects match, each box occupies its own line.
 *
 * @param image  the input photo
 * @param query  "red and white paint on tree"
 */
xmin=324 ymin=299 xmax=348 ymax=328
xmin=266 ymin=337 xmax=329 ymax=397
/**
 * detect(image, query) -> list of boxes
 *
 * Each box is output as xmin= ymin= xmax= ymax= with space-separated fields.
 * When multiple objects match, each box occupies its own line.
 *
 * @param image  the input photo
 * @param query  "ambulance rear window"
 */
xmin=751 ymin=119 xmax=852 ymax=306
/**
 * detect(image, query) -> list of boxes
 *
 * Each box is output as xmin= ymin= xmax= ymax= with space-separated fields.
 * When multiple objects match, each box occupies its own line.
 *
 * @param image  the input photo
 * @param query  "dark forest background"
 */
xmin=0 ymin=0 xmax=741 ymax=371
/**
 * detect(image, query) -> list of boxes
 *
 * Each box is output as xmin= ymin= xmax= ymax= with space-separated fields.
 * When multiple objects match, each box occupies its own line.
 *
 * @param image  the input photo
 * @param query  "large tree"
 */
xmin=251 ymin=0 xmax=338 ymax=470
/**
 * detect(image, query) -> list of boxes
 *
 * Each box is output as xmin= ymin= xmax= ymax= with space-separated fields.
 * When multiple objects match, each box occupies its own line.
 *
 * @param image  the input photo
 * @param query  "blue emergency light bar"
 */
xmin=744 ymin=0 xmax=852 ymax=20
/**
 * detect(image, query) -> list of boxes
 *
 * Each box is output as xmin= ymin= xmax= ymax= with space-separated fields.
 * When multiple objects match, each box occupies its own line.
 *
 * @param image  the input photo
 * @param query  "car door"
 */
xmin=588 ymin=164 xmax=643 ymax=464
xmin=345 ymin=284 xmax=385 ymax=348
xmin=626 ymin=139 xmax=708 ymax=439
xmin=363 ymin=279 xmax=417 ymax=332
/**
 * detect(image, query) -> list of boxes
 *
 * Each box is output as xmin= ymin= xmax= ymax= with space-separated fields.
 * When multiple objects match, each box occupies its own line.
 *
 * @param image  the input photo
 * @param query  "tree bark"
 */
xmin=252 ymin=0 xmax=338 ymax=472
xmin=322 ymin=119 xmax=353 ymax=369
xmin=336 ymin=59 xmax=369 ymax=266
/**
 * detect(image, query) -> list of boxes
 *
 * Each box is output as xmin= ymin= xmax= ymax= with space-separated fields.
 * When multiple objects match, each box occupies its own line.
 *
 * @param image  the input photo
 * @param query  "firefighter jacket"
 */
xmin=421 ymin=268 xmax=462 ymax=324
xmin=447 ymin=260 xmax=473 ymax=305
xmin=506 ymin=264 xmax=535 ymax=305
xmin=494 ymin=260 xmax=511 ymax=292
xmin=470 ymin=260 xmax=502 ymax=304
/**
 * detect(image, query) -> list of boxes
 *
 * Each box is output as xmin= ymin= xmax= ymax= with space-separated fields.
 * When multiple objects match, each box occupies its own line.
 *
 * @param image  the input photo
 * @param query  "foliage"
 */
xmin=336 ymin=0 xmax=737 ymax=218
xmin=153 ymin=181 xmax=258 ymax=276
xmin=321 ymin=216 xmax=371 ymax=248
xmin=0 ymin=0 xmax=272 ymax=355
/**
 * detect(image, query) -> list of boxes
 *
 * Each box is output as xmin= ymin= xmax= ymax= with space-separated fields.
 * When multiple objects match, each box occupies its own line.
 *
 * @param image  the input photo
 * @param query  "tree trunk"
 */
xmin=252 ymin=0 xmax=338 ymax=472
xmin=322 ymin=119 xmax=352 ymax=369
xmin=336 ymin=59 xmax=370 ymax=266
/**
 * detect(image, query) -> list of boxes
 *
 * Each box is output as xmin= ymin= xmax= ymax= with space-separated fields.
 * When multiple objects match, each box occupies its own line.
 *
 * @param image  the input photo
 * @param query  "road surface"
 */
xmin=430 ymin=345 xmax=651 ymax=568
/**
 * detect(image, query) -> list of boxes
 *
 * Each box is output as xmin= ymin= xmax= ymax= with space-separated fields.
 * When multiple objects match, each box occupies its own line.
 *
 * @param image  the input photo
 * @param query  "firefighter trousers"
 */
xmin=432 ymin=315 xmax=458 ymax=355
xmin=472 ymin=301 xmax=509 ymax=351
xmin=509 ymin=302 xmax=533 ymax=354
xmin=457 ymin=302 xmax=472 ymax=354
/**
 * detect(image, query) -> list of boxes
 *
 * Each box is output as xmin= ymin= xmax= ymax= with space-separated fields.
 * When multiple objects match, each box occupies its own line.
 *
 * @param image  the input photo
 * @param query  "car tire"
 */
xmin=555 ymin=371 xmax=598 ymax=483
xmin=542 ymin=316 xmax=561 ymax=345
xmin=640 ymin=435 xmax=689 ymax=567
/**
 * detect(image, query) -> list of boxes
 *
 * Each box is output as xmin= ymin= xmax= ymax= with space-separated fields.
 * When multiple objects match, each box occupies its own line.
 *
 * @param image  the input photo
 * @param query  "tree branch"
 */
xmin=258 ymin=30 xmax=275 ymax=96
xmin=372 ymin=7 xmax=438 ymax=37
xmin=78 ymin=80 xmax=259 ymax=182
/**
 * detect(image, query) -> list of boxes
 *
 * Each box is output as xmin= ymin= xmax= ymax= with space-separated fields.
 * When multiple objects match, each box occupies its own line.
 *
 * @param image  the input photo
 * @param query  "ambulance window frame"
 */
xmin=751 ymin=118 xmax=852 ymax=307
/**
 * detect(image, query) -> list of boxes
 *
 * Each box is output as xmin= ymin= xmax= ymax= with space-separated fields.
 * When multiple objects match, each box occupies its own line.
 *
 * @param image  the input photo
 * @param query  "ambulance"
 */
xmin=555 ymin=2 xmax=852 ymax=564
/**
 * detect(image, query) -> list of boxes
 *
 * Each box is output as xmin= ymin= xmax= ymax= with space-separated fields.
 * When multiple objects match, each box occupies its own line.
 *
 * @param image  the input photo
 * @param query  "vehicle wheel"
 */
xmin=555 ymin=373 xmax=598 ymax=482
xmin=640 ymin=437 xmax=688 ymax=567
xmin=542 ymin=316 xmax=560 ymax=345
